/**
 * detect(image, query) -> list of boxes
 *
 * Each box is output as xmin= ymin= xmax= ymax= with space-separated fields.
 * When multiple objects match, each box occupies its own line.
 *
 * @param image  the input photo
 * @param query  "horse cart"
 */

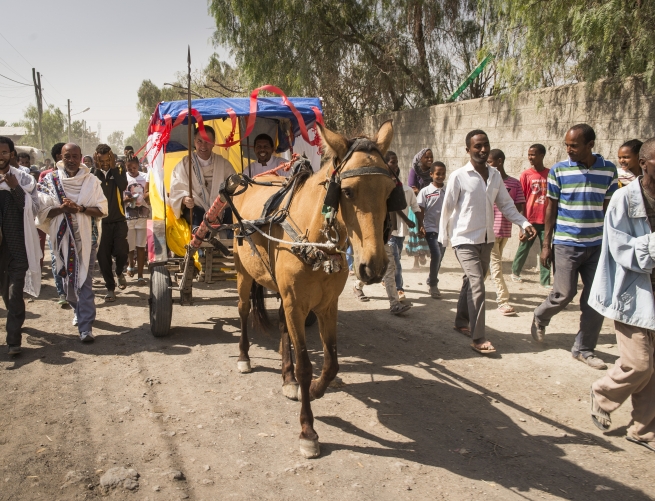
xmin=145 ymin=90 xmax=324 ymax=337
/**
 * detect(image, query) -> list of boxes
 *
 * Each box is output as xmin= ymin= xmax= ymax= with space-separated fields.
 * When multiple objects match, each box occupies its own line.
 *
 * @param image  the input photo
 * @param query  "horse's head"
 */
xmin=319 ymin=121 xmax=396 ymax=284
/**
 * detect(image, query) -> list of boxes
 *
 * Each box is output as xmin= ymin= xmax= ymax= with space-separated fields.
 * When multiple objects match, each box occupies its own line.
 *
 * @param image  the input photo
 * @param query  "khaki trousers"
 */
xmin=354 ymin=243 xmax=399 ymax=309
xmin=488 ymin=237 xmax=510 ymax=307
xmin=592 ymin=321 xmax=655 ymax=443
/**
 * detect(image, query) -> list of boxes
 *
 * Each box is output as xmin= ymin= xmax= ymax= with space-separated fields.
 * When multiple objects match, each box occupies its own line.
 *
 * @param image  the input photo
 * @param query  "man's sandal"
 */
xmin=390 ymin=303 xmax=411 ymax=315
xmin=590 ymin=388 xmax=611 ymax=431
xmin=454 ymin=326 xmax=471 ymax=337
xmin=471 ymin=342 xmax=496 ymax=355
xmin=626 ymin=436 xmax=655 ymax=453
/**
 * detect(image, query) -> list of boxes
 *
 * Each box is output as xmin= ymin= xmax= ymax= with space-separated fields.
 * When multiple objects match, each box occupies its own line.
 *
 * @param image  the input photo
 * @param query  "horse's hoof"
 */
xmin=282 ymin=383 xmax=299 ymax=401
xmin=299 ymin=439 xmax=320 ymax=459
xmin=237 ymin=361 xmax=252 ymax=373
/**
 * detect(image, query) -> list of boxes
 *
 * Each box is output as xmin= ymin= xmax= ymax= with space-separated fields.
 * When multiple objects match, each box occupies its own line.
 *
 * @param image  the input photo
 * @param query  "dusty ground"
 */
xmin=1 ymin=249 xmax=654 ymax=501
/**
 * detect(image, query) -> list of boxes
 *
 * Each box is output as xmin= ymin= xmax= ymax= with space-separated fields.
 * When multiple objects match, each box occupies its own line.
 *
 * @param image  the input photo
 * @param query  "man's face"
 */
xmin=467 ymin=134 xmax=490 ymax=164
xmin=83 ymin=156 xmax=94 ymax=169
xmin=488 ymin=156 xmax=504 ymax=169
xmin=254 ymin=139 xmax=273 ymax=164
xmin=565 ymin=129 xmax=593 ymax=163
xmin=62 ymin=145 xmax=82 ymax=170
xmin=96 ymin=152 xmax=112 ymax=171
xmin=0 ymin=144 xmax=11 ymax=170
xmin=431 ymin=166 xmax=446 ymax=185
xmin=126 ymin=161 xmax=140 ymax=177
xmin=194 ymin=133 xmax=215 ymax=159
xmin=640 ymin=151 xmax=655 ymax=182
xmin=386 ymin=155 xmax=399 ymax=176
xmin=18 ymin=155 xmax=30 ymax=168
xmin=618 ymin=146 xmax=639 ymax=171
xmin=528 ymin=148 xmax=545 ymax=167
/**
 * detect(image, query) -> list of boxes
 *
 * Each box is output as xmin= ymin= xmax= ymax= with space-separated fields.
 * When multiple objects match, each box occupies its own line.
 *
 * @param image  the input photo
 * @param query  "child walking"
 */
xmin=418 ymin=162 xmax=447 ymax=298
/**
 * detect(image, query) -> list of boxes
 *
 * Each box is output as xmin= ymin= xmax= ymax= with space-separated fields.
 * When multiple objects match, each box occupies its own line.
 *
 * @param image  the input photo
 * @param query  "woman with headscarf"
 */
xmin=405 ymin=148 xmax=433 ymax=268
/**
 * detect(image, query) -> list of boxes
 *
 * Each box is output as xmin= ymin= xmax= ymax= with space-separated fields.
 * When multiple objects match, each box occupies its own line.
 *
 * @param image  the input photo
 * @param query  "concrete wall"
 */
xmin=364 ymin=78 xmax=655 ymax=261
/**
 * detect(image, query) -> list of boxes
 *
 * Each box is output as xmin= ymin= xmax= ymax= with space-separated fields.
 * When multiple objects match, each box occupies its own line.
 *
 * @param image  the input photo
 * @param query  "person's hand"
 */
xmin=411 ymin=186 xmax=419 ymax=195
xmin=518 ymin=229 xmax=528 ymax=242
xmin=418 ymin=226 xmax=426 ymax=238
xmin=109 ymin=151 xmax=116 ymax=170
xmin=183 ymin=196 xmax=195 ymax=209
xmin=60 ymin=203 xmax=80 ymax=214
xmin=540 ymin=244 xmax=553 ymax=269
xmin=523 ymin=225 xmax=537 ymax=241
xmin=3 ymin=170 xmax=19 ymax=189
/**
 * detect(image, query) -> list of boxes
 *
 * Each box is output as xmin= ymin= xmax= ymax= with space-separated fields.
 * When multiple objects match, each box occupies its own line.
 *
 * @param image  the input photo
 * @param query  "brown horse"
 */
xmin=231 ymin=121 xmax=395 ymax=458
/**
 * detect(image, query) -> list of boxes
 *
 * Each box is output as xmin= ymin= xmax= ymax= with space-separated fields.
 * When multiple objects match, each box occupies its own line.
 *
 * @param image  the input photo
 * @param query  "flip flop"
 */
xmin=626 ymin=436 xmax=655 ymax=453
xmin=104 ymin=291 xmax=116 ymax=302
xmin=390 ymin=303 xmax=411 ymax=315
xmin=471 ymin=342 xmax=496 ymax=355
xmin=454 ymin=326 xmax=471 ymax=337
xmin=117 ymin=273 xmax=127 ymax=290
xmin=590 ymin=388 xmax=611 ymax=431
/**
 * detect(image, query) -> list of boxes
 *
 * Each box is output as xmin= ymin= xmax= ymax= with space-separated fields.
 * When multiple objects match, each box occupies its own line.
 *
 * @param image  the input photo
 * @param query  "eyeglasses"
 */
xmin=0 ymin=151 xmax=11 ymax=156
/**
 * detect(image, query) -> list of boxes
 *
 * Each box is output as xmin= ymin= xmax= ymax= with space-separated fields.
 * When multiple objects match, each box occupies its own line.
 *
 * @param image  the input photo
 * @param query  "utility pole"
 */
xmin=67 ymin=99 xmax=71 ymax=142
xmin=82 ymin=119 xmax=86 ymax=154
xmin=32 ymin=68 xmax=44 ymax=152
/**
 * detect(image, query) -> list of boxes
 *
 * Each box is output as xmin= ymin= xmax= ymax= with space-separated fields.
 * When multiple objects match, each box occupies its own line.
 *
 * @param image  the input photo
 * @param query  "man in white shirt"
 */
xmin=439 ymin=130 xmax=536 ymax=355
xmin=169 ymin=125 xmax=236 ymax=227
xmin=246 ymin=134 xmax=287 ymax=177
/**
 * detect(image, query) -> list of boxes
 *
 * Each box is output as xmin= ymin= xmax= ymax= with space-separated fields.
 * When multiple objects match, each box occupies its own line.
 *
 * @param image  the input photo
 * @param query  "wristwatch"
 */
xmin=80 ymin=205 xmax=87 ymax=213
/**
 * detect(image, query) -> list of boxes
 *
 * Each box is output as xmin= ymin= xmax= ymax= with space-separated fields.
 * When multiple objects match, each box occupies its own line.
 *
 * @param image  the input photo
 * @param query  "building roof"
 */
xmin=0 ymin=126 xmax=28 ymax=137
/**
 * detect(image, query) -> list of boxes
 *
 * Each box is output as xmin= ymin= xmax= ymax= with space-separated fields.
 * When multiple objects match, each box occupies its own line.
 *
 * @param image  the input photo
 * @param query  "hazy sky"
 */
xmin=0 ymin=0 xmax=229 ymax=141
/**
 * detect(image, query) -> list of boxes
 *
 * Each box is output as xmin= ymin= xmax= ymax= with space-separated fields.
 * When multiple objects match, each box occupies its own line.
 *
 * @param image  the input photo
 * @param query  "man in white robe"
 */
xmin=0 ymin=136 xmax=42 ymax=356
xmin=37 ymin=144 xmax=108 ymax=343
xmin=168 ymin=125 xmax=236 ymax=227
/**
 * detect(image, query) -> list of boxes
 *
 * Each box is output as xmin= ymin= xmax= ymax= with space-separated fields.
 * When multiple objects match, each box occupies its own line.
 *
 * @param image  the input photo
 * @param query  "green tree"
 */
xmin=489 ymin=0 xmax=655 ymax=92
xmin=106 ymin=130 xmax=125 ymax=152
xmin=0 ymin=120 xmax=7 ymax=127
xmin=208 ymin=0 xmax=494 ymax=131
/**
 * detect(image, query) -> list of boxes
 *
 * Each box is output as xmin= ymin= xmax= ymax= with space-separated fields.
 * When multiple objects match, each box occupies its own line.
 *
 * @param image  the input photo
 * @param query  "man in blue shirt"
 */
xmin=532 ymin=124 xmax=618 ymax=369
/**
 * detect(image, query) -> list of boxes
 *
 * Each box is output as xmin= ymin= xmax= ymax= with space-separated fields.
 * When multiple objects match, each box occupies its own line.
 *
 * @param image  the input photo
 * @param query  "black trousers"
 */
xmin=98 ymin=220 xmax=129 ymax=291
xmin=0 ymin=239 xmax=26 ymax=346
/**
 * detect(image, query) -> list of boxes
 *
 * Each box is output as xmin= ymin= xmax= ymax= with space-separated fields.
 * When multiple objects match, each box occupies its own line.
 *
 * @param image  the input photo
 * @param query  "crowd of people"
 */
xmin=348 ymin=124 xmax=654 ymax=452
xmin=1 ymin=121 xmax=654 ymax=453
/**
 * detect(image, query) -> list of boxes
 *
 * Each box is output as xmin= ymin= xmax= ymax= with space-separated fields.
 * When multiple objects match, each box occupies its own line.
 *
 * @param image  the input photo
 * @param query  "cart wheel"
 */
xmin=305 ymin=310 xmax=317 ymax=327
xmin=149 ymin=265 xmax=172 ymax=337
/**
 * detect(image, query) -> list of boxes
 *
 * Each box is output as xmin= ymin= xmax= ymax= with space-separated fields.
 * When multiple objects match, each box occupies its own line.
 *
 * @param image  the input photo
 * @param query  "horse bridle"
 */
xmin=321 ymin=139 xmax=408 ymax=244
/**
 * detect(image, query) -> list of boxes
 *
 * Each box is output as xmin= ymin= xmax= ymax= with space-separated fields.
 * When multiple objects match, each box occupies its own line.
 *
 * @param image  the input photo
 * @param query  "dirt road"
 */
xmin=1 ymin=251 xmax=653 ymax=501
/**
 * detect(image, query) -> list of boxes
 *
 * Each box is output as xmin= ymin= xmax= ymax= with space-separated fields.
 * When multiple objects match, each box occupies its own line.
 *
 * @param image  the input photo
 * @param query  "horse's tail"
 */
xmin=250 ymin=282 xmax=271 ymax=332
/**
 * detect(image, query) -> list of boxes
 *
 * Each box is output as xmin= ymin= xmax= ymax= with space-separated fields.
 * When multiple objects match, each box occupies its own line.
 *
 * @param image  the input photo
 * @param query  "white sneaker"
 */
xmin=79 ymin=331 xmax=95 ymax=343
xmin=72 ymin=315 xmax=78 ymax=326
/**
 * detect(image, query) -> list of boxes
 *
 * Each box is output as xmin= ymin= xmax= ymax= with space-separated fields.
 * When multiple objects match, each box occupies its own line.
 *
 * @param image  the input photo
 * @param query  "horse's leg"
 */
xmin=236 ymin=258 xmax=254 ymax=374
xmin=309 ymin=304 xmax=339 ymax=400
xmin=284 ymin=305 xmax=320 ymax=458
xmin=278 ymin=302 xmax=300 ymax=400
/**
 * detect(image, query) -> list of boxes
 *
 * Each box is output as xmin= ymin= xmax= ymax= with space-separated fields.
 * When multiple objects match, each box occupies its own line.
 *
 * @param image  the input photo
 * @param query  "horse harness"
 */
xmin=216 ymin=139 xmax=407 ymax=284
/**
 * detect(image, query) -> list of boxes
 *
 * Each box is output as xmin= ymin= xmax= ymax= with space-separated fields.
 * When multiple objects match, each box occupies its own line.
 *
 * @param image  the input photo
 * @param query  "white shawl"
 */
xmin=168 ymin=152 xmax=236 ymax=219
xmin=36 ymin=165 xmax=108 ymax=298
xmin=0 ymin=167 xmax=42 ymax=297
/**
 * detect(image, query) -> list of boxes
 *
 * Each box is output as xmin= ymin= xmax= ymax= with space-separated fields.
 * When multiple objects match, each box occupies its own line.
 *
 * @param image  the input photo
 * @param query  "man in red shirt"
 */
xmin=511 ymin=144 xmax=551 ymax=288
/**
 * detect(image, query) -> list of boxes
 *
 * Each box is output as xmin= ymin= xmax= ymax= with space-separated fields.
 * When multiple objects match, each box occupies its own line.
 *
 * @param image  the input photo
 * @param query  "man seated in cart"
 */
xmin=168 ymin=125 xmax=236 ymax=228
xmin=247 ymin=133 xmax=289 ymax=177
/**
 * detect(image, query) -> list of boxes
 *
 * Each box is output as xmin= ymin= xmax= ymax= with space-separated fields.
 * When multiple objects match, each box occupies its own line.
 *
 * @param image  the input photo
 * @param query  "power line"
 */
xmin=0 ymin=72 xmax=31 ymax=86
xmin=0 ymin=30 xmax=33 ymax=66
xmin=42 ymin=76 xmax=67 ymax=100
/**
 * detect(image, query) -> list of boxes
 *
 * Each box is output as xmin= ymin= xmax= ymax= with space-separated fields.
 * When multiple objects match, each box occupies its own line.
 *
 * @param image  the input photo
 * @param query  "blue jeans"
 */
xmin=388 ymin=236 xmax=405 ymax=290
xmin=346 ymin=244 xmax=354 ymax=271
xmin=49 ymin=238 xmax=65 ymax=297
xmin=425 ymin=232 xmax=445 ymax=286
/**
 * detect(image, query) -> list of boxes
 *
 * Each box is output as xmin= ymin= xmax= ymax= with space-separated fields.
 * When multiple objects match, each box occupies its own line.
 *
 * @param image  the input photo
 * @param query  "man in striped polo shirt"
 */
xmin=532 ymin=124 xmax=618 ymax=369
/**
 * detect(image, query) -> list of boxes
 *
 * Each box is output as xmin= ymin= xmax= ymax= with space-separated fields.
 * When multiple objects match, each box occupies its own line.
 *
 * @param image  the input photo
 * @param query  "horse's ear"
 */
xmin=318 ymin=124 xmax=349 ymax=160
xmin=375 ymin=120 xmax=393 ymax=155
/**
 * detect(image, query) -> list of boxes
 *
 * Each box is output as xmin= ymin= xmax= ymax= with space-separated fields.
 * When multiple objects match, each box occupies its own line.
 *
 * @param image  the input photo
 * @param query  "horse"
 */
xmin=230 ymin=120 xmax=396 ymax=458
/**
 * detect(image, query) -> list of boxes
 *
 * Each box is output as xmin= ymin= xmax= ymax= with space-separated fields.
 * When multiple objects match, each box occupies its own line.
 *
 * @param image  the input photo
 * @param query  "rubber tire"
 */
xmin=149 ymin=265 xmax=173 ymax=337
xmin=305 ymin=310 xmax=317 ymax=327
